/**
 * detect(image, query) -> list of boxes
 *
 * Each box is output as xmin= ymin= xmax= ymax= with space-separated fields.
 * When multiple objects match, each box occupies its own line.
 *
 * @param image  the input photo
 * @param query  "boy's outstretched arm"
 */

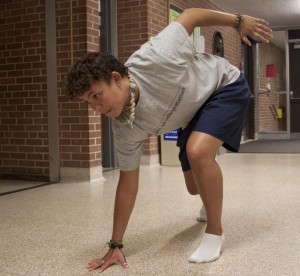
xmin=86 ymin=168 xmax=140 ymax=273
xmin=175 ymin=8 xmax=273 ymax=46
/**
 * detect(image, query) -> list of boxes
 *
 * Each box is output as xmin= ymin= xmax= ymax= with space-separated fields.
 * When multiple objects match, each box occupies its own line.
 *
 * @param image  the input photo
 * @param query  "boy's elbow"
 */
xmin=176 ymin=8 xmax=201 ymax=35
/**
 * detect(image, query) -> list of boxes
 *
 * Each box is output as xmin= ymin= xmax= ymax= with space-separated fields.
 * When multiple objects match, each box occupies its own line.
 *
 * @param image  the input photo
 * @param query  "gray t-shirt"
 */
xmin=113 ymin=21 xmax=240 ymax=171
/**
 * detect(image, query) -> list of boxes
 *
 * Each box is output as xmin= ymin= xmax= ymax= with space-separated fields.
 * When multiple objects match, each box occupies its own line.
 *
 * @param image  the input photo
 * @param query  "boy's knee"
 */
xmin=186 ymin=146 xmax=207 ymax=167
xmin=186 ymin=133 xmax=222 ymax=168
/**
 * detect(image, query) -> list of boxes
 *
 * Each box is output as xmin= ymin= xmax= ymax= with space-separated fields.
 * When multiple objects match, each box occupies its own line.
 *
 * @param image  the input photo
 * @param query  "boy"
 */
xmin=65 ymin=8 xmax=272 ymax=273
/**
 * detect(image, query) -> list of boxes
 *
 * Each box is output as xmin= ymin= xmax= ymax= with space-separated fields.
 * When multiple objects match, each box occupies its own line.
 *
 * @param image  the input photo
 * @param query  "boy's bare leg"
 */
xmin=183 ymin=170 xmax=198 ymax=195
xmin=183 ymin=171 xmax=206 ymax=221
xmin=186 ymin=131 xmax=224 ymax=263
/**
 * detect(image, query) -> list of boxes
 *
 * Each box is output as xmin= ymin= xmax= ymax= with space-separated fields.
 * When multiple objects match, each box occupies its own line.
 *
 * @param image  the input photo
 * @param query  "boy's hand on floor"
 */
xmin=86 ymin=248 xmax=128 ymax=273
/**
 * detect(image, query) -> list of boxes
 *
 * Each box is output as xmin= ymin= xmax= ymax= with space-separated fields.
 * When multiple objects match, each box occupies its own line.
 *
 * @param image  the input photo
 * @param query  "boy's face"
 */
xmin=79 ymin=73 xmax=128 ymax=118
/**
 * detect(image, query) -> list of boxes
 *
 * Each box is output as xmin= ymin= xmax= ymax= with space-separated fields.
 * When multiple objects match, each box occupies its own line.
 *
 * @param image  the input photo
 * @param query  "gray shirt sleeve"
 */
xmin=145 ymin=22 xmax=196 ymax=65
xmin=112 ymin=121 xmax=145 ymax=171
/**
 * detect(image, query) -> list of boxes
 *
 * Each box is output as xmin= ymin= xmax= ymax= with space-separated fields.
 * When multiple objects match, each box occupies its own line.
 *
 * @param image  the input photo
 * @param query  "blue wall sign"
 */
xmin=163 ymin=129 xmax=178 ymax=141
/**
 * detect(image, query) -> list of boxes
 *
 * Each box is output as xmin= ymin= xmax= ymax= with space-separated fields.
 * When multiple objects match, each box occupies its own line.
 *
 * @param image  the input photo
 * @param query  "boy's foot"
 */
xmin=189 ymin=233 xmax=224 ymax=263
xmin=196 ymin=205 xmax=207 ymax=222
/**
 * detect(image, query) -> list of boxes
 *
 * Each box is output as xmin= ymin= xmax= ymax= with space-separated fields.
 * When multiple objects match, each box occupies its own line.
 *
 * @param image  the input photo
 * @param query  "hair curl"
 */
xmin=64 ymin=52 xmax=128 ymax=99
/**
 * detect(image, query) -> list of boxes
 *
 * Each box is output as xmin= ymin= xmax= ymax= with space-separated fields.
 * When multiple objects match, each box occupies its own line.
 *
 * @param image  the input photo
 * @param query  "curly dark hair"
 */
xmin=64 ymin=52 xmax=128 ymax=99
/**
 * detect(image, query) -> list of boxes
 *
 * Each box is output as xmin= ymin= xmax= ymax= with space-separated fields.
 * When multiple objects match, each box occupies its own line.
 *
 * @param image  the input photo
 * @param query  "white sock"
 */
xmin=189 ymin=233 xmax=224 ymax=263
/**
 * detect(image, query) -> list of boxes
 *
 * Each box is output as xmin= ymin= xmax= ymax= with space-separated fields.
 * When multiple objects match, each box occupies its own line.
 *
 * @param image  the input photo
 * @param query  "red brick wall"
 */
xmin=147 ymin=0 xmax=168 ymax=36
xmin=0 ymin=0 xmax=101 ymax=180
xmin=0 ymin=0 xmax=49 ymax=180
xmin=117 ymin=0 xmax=148 ymax=63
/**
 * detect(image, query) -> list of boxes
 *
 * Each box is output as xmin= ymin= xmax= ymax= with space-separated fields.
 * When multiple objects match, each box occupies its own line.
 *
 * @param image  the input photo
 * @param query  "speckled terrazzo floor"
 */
xmin=0 ymin=153 xmax=300 ymax=276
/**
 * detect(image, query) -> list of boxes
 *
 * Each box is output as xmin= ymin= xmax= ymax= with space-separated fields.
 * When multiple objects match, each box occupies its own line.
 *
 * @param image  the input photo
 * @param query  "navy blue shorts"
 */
xmin=176 ymin=74 xmax=251 ymax=171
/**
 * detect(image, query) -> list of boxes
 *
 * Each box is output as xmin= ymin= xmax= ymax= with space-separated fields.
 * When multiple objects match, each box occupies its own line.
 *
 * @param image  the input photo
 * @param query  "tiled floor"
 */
xmin=0 ymin=153 xmax=300 ymax=276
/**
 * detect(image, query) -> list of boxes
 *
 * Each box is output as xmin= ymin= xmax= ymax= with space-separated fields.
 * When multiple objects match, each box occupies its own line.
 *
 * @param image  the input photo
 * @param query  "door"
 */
xmin=242 ymin=42 xmax=255 ymax=140
xmin=289 ymin=30 xmax=300 ymax=139
xmin=100 ymin=0 xmax=119 ymax=168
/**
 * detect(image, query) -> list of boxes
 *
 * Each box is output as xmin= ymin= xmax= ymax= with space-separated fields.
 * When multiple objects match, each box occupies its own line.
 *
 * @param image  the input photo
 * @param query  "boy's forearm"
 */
xmin=185 ymin=8 xmax=235 ymax=27
xmin=111 ymin=168 xmax=140 ymax=241
xmin=175 ymin=8 xmax=272 ymax=45
xmin=176 ymin=8 xmax=237 ymax=36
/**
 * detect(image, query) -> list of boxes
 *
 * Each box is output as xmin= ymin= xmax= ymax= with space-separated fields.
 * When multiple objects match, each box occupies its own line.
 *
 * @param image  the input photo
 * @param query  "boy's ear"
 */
xmin=111 ymin=71 xmax=122 ymax=84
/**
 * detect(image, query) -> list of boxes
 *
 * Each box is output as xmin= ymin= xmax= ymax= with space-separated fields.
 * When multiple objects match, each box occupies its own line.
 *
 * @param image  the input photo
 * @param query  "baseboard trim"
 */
xmin=60 ymin=166 xmax=104 ymax=183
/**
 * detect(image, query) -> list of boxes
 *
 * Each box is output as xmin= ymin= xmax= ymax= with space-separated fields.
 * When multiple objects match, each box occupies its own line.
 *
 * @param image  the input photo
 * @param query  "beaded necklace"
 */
xmin=113 ymin=73 xmax=136 ymax=129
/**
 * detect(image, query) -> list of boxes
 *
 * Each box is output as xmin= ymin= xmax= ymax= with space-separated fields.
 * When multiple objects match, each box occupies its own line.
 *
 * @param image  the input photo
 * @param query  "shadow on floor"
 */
xmin=0 ymin=179 xmax=52 ymax=196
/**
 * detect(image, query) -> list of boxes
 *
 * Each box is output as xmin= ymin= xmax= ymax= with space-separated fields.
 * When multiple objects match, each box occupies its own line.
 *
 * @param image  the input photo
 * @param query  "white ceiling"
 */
xmin=211 ymin=0 xmax=300 ymax=50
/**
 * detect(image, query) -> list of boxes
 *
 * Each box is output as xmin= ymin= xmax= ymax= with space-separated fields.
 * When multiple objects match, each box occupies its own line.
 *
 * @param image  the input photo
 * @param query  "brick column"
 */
xmin=57 ymin=0 xmax=102 ymax=182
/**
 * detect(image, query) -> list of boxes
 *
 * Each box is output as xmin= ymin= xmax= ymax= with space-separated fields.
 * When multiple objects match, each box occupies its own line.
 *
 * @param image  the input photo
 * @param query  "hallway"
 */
xmin=1 ymin=153 xmax=299 ymax=276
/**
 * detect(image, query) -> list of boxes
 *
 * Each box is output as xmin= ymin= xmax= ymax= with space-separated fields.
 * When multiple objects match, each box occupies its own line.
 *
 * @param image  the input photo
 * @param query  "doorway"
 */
xmin=100 ymin=0 xmax=119 ymax=169
xmin=242 ymin=41 xmax=255 ymax=140
xmin=288 ymin=30 xmax=300 ymax=139
xmin=257 ymin=30 xmax=288 ymax=139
